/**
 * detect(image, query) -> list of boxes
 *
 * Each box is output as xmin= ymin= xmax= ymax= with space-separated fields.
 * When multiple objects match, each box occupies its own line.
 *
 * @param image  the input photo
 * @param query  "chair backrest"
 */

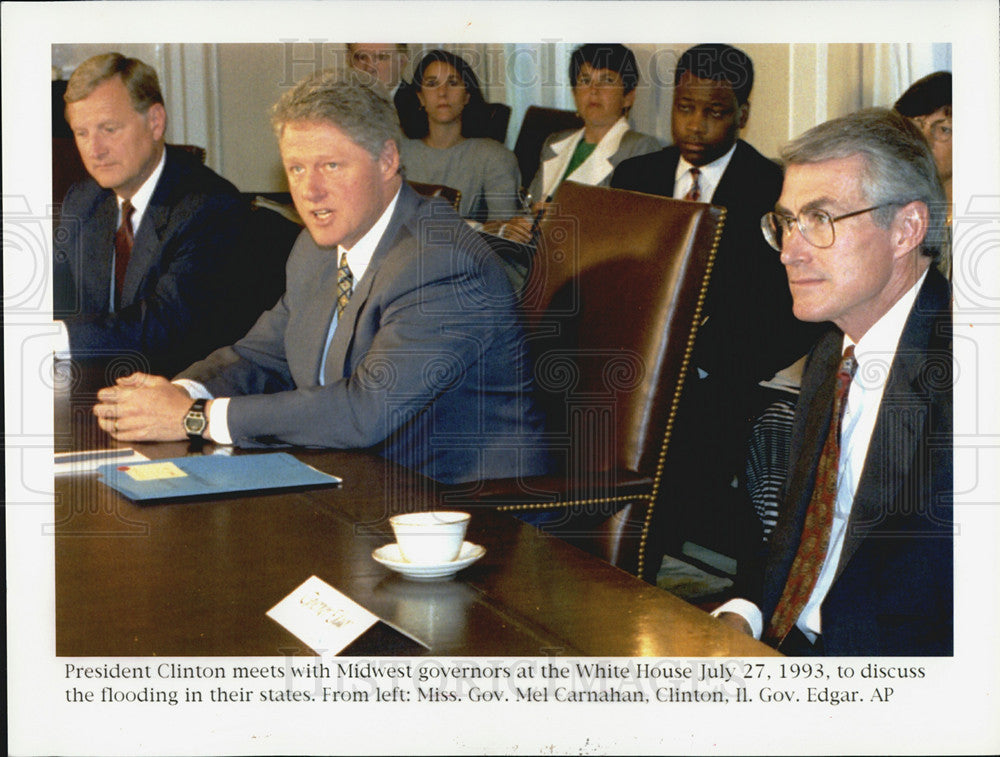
xmin=407 ymin=181 xmax=462 ymax=212
xmin=513 ymin=106 xmax=584 ymax=191
xmin=522 ymin=181 xmax=725 ymax=480
xmin=483 ymin=102 xmax=512 ymax=144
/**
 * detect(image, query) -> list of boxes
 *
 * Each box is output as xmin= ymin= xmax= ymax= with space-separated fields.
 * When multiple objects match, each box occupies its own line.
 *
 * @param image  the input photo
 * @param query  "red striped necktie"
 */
xmin=683 ymin=168 xmax=701 ymax=202
xmin=114 ymin=199 xmax=135 ymax=309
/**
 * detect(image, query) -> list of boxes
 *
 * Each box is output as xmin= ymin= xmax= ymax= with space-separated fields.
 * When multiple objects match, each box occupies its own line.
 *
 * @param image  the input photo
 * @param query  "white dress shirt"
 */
xmin=176 ymin=189 xmax=401 ymax=445
xmin=673 ymin=142 xmax=737 ymax=203
xmin=714 ymin=269 xmax=929 ymax=641
xmin=53 ymin=148 xmax=167 ymax=356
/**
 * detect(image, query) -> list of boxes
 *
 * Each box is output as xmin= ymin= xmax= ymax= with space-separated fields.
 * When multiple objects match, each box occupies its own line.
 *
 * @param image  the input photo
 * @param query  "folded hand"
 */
xmin=93 ymin=372 xmax=193 ymax=442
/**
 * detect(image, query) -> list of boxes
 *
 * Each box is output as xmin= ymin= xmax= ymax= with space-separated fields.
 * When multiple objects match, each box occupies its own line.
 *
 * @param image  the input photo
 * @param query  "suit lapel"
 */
xmin=80 ymin=193 xmax=118 ymax=311
xmin=834 ymin=270 xmax=949 ymax=580
xmin=299 ymin=249 xmax=342 ymax=385
xmin=566 ymin=118 xmax=630 ymax=187
xmin=320 ymin=186 xmax=418 ymax=384
xmin=540 ymin=130 xmax=582 ymax=198
xmin=120 ymin=148 xmax=178 ymax=306
xmin=762 ymin=331 xmax=841 ymax=612
xmin=708 ymin=140 xmax=747 ymax=208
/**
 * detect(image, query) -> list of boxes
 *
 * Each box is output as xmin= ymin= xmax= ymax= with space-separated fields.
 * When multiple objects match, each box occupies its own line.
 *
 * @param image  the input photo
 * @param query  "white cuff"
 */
xmin=712 ymin=598 xmax=763 ymax=640
xmin=173 ymin=379 xmax=213 ymax=400
xmin=207 ymin=397 xmax=233 ymax=445
xmin=53 ymin=322 xmax=71 ymax=359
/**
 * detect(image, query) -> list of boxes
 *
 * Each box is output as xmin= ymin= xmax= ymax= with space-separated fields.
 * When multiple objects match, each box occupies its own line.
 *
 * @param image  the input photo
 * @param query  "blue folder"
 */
xmin=96 ymin=452 xmax=341 ymax=502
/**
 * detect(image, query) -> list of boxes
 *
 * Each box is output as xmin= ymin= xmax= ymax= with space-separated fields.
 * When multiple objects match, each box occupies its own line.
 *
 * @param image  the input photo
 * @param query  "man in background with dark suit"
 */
xmin=93 ymin=72 xmax=549 ymax=486
xmin=611 ymin=43 xmax=820 ymax=559
xmin=715 ymin=108 xmax=952 ymax=656
xmin=53 ymin=53 xmax=252 ymax=375
xmin=348 ymin=43 xmax=422 ymax=139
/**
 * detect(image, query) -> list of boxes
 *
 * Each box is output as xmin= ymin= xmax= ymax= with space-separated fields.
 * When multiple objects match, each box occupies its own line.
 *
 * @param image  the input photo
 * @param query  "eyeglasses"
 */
xmin=760 ymin=205 xmax=896 ymax=252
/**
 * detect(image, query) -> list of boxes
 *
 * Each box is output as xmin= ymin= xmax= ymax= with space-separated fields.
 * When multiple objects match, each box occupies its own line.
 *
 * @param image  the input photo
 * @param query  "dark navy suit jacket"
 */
xmin=760 ymin=267 xmax=953 ymax=655
xmin=54 ymin=145 xmax=253 ymax=375
xmin=178 ymin=184 xmax=550 ymax=485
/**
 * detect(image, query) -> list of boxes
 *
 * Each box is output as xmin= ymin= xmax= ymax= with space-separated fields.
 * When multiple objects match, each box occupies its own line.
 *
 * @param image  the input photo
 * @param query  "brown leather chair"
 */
xmin=407 ymin=181 xmax=462 ymax=212
xmin=442 ymin=181 xmax=726 ymax=581
xmin=513 ymin=106 xmax=584 ymax=193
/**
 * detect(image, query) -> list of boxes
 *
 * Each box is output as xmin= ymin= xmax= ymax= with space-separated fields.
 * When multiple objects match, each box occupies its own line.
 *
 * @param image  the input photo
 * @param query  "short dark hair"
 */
xmin=674 ymin=43 xmax=754 ymax=104
xmin=894 ymin=71 xmax=952 ymax=119
xmin=411 ymin=49 xmax=489 ymax=139
xmin=569 ymin=44 xmax=640 ymax=94
xmin=64 ymin=52 xmax=164 ymax=113
xmin=780 ymin=108 xmax=946 ymax=259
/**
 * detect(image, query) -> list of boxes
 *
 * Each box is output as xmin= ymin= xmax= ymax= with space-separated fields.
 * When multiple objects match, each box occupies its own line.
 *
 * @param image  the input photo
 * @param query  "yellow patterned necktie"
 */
xmin=336 ymin=250 xmax=353 ymax=318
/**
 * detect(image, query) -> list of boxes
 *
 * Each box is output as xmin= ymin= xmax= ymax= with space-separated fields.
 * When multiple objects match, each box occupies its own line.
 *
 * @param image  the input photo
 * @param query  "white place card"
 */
xmin=266 ymin=576 xmax=379 ymax=655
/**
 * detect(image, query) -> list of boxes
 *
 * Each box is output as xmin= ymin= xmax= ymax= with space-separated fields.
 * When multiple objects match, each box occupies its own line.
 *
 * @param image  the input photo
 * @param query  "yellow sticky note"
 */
xmin=122 ymin=462 xmax=188 ymax=481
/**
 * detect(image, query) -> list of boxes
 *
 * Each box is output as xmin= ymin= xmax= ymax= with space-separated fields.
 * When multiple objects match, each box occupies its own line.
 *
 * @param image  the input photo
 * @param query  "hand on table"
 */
xmin=715 ymin=611 xmax=753 ymax=637
xmin=93 ymin=372 xmax=196 ymax=442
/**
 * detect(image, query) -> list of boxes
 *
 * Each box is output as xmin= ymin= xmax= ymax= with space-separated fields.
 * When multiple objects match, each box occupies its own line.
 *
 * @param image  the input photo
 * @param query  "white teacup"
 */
xmin=389 ymin=511 xmax=470 ymax=564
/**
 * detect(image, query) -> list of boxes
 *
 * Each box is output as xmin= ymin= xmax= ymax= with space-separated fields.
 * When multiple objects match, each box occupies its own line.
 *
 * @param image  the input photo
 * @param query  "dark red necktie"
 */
xmin=683 ymin=168 xmax=701 ymax=202
xmin=114 ymin=199 xmax=135 ymax=310
xmin=765 ymin=345 xmax=858 ymax=647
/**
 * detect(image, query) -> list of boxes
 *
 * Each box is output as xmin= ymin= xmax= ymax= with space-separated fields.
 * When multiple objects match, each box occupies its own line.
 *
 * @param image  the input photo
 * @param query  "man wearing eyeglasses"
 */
xmin=715 ymin=108 xmax=952 ymax=656
xmin=611 ymin=44 xmax=823 ymax=564
xmin=347 ymin=43 xmax=422 ymax=139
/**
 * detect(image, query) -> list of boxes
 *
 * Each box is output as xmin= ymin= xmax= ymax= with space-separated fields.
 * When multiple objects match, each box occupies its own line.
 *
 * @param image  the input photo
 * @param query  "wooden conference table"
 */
xmin=54 ymin=361 xmax=777 ymax=658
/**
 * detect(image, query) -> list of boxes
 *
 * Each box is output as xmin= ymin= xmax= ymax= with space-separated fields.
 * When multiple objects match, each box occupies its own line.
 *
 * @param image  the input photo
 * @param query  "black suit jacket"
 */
xmin=178 ymin=184 xmax=550 ymax=485
xmin=612 ymin=140 xmax=820 ymax=387
xmin=760 ymin=267 xmax=953 ymax=655
xmin=53 ymin=145 xmax=253 ymax=375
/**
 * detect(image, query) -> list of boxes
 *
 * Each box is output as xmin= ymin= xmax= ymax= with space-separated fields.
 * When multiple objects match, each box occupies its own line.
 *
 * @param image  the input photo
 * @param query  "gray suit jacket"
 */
xmin=178 ymin=184 xmax=550 ymax=485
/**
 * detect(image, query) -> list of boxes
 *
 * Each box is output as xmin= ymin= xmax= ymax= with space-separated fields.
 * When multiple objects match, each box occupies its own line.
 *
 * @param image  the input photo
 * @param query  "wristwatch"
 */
xmin=183 ymin=399 xmax=208 ymax=441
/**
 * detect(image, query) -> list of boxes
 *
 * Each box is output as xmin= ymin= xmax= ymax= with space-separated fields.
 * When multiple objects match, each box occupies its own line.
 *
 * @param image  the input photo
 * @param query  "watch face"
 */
xmin=184 ymin=412 xmax=206 ymax=435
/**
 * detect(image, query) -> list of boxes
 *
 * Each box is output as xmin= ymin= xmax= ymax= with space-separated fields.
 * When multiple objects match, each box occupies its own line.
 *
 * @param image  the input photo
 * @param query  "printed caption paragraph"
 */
xmin=62 ymin=659 xmax=929 ymax=707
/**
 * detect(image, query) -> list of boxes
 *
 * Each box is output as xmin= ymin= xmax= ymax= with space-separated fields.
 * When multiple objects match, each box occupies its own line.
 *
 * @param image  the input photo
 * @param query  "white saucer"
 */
xmin=372 ymin=541 xmax=485 ymax=581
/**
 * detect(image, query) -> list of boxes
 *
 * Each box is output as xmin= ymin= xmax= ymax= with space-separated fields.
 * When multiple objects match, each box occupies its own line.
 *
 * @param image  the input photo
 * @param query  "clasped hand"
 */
xmin=93 ymin=372 xmax=194 ymax=442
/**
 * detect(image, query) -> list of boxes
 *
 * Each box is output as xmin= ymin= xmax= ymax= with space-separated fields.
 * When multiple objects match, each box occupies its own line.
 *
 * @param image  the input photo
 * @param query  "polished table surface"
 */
xmin=54 ymin=362 xmax=778 ymax=657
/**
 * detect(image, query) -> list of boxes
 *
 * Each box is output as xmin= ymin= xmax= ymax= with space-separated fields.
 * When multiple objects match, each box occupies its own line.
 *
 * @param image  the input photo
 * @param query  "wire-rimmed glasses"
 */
xmin=760 ymin=204 xmax=896 ymax=252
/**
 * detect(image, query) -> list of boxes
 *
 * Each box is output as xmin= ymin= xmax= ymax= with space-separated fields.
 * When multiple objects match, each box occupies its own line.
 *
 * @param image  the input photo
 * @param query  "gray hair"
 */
xmin=271 ymin=69 xmax=401 ymax=160
xmin=780 ymin=107 xmax=946 ymax=259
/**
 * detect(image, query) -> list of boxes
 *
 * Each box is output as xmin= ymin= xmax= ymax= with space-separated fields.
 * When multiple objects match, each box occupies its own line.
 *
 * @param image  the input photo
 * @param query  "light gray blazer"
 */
xmin=527 ymin=117 xmax=660 ymax=200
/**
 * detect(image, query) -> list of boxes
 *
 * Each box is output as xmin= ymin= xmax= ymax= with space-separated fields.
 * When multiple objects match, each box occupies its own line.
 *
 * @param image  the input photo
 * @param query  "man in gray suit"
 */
xmin=94 ymin=72 xmax=549 ymax=485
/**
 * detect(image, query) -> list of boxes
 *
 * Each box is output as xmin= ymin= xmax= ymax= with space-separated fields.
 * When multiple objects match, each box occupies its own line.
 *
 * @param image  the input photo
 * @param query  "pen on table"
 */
xmin=529 ymin=194 xmax=553 ymax=240
xmin=55 ymin=448 xmax=136 ymax=465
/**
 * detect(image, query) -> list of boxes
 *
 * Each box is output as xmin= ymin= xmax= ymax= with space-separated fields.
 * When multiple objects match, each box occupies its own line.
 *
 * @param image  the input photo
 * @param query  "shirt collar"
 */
xmin=117 ymin=146 xmax=166 ymax=229
xmin=845 ymin=268 xmax=930 ymax=360
xmin=675 ymin=141 xmax=738 ymax=201
xmin=337 ymin=186 xmax=401 ymax=285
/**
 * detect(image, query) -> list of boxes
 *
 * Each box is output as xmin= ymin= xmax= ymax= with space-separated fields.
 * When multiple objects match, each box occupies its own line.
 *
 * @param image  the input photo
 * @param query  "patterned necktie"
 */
xmin=114 ymin=199 xmax=135 ymax=309
xmin=683 ymin=168 xmax=701 ymax=202
xmin=765 ymin=345 xmax=858 ymax=647
xmin=336 ymin=250 xmax=353 ymax=318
